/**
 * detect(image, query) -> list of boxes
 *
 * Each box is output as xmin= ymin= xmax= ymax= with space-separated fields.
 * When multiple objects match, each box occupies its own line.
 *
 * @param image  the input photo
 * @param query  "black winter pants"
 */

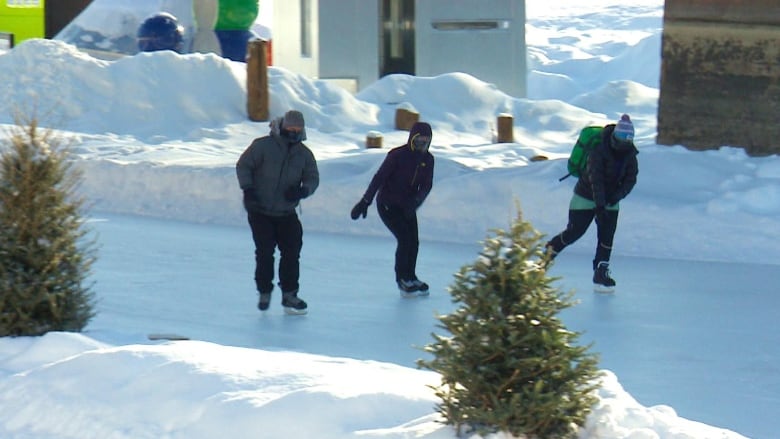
xmin=547 ymin=208 xmax=619 ymax=269
xmin=377 ymin=203 xmax=419 ymax=282
xmin=247 ymin=212 xmax=303 ymax=294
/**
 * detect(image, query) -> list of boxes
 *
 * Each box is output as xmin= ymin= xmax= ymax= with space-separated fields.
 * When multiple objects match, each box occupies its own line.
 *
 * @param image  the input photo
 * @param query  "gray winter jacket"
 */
xmin=236 ymin=122 xmax=319 ymax=216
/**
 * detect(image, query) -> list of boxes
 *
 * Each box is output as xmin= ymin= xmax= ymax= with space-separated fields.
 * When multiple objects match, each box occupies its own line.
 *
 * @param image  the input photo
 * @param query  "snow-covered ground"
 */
xmin=0 ymin=0 xmax=777 ymax=437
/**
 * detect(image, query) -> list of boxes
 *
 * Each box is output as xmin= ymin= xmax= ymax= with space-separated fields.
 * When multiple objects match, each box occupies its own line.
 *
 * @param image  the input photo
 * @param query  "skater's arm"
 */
xmin=363 ymin=151 xmax=397 ymax=203
xmin=586 ymin=146 xmax=608 ymax=207
xmin=414 ymin=155 xmax=434 ymax=207
xmin=613 ymin=155 xmax=638 ymax=202
xmin=236 ymin=140 xmax=262 ymax=189
xmin=300 ymin=148 xmax=320 ymax=196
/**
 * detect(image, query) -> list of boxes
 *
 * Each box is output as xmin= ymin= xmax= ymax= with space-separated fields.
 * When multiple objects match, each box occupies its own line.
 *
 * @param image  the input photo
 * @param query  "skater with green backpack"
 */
xmin=546 ymin=114 xmax=639 ymax=292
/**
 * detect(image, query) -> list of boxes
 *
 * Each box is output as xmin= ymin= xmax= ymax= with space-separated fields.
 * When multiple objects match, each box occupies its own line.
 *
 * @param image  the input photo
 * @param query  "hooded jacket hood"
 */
xmin=407 ymin=122 xmax=432 ymax=152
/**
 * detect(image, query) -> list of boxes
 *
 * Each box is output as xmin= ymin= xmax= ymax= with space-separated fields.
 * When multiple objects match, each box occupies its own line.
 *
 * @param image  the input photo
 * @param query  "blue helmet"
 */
xmin=137 ymin=13 xmax=184 ymax=53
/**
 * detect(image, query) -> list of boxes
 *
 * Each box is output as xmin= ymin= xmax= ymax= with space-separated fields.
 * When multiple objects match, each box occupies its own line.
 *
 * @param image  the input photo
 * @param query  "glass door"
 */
xmin=380 ymin=0 xmax=415 ymax=76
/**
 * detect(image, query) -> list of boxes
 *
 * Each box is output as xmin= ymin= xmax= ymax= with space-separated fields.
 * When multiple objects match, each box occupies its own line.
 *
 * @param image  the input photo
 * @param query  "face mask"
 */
xmin=281 ymin=128 xmax=303 ymax=144
xmin=412 ymin=136 xmax=431 ymax=153
xmin=611 ymin=134 xmax=633 ymax=151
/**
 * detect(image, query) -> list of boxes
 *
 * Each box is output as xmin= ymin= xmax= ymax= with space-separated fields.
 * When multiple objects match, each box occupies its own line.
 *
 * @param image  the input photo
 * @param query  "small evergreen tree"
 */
xmin=418 ymin=209 xmax=601 ymax=438
xmin=0 ymin=118 xmax=96 ymax=336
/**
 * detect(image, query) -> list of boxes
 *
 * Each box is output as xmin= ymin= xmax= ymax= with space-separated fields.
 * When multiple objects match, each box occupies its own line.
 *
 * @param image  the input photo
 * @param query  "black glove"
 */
xmin=594 ymin=205 xmax=608 ymax=223
xmin=284 ymin=185 xmax=309 ymax=202
xmin=243 ymin=189 xmax=261 ymax=214
xmin=607 ymin=194 xmax=621 ymax=206
xmin=350 ymin=198 xmax=369 ymax=220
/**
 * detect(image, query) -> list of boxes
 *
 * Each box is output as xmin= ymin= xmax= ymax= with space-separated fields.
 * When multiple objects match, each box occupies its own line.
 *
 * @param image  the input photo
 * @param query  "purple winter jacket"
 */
xmin=362 ymin=122 xmax=434 ymax=212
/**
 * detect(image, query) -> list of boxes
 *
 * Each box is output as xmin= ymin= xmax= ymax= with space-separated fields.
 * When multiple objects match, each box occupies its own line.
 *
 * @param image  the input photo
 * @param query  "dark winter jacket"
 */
xmin=574 ymin=124 xmax=638 ymax=207
xmin=362 ymin=122 xmax=434 ymax=212
xmin=236 ymin=118 xmax=319 ymax=216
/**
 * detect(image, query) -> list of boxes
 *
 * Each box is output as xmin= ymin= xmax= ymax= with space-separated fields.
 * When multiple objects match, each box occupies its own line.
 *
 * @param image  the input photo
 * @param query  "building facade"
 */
xmin=316 ymin=0 xmax=527 ymax=97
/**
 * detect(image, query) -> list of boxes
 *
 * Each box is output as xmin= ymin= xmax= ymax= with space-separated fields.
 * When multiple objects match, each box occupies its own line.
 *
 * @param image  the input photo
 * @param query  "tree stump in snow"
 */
xmin=395 ymin=108 xmax=419 ymax=131
xmin=366 ymin=131 xmax=383 ymax=148
xmin=497 ymin=113 xmax=514 ymax=143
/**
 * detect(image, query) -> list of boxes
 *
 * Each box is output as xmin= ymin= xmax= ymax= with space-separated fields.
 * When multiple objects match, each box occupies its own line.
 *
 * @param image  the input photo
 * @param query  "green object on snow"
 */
xmin=215 ymin=0 xmax=258 ymax=30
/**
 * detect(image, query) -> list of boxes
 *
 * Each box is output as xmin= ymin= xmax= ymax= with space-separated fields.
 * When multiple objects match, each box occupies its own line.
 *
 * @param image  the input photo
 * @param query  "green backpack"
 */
xmin=559 ymin=126 xmax=603 ymax=181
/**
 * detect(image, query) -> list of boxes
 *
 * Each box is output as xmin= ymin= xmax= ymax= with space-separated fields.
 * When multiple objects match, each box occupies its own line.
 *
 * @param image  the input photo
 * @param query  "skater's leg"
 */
xmin=592 ymin=208 xmax=619 ymax=291
xmin=379 ymin=204 xmax=429 ymax=295
xmin=248 ymin=213 xmax=277 ymax=294
xmin=401 ymin=214 xmax=429 ymax=291
xmin=593 ymin=208 xmax=619 ymax=268
xmin=378 ymin=204 xmax=416 ymax=282
xmin=547 ymin=209 xmax=594 ymax=254
xmin=403 ymin=214 xmax=419 ymax=279
xmin=276 ymin=213 xmax=303 ymax=294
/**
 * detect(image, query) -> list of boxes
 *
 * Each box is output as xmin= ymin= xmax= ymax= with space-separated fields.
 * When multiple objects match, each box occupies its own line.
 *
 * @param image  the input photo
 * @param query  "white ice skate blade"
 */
xmin=399 ymin=289 xmax=430 ymax=298
xmin=283 ymin=307 xmax=308 ymax=315
xmin=593 ymin=284 xmax=615 ymax=294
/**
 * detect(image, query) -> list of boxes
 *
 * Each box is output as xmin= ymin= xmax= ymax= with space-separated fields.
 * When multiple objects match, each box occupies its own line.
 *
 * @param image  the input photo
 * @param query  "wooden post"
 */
xmin=366 ymin=131 xmax=383 ymax=148
xmin=497 ymin=113 xmax=514 ymax=143
xmin=246 ymin=39 xmax=269 ymax=122
xmin=395 ymin=108 xmax=419 ymax=131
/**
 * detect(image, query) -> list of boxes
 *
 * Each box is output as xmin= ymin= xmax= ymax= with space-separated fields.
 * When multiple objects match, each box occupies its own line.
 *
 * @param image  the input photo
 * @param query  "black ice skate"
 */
xmin=398 ymin=279 xmax=430 ymax=298
xmin=282 ymin=292 xmax=308 ymax=315
xmin=258 ymin=292 xmax=272 ymax=311
xmin=411 ymin=278 xmax=429 ymax=293
xmin=593 ymin=261 xmax=616 ymax=293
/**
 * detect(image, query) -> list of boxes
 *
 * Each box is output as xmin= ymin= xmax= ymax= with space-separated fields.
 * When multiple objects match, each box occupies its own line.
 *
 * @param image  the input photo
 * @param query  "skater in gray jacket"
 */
xmin=236 ymin=110 xmax=319 ymax=314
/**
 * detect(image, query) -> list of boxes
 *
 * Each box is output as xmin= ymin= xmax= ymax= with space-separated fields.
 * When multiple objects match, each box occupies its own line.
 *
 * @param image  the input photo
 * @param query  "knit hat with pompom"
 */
xmin=613 ymin=114 xmax=634 ymax=142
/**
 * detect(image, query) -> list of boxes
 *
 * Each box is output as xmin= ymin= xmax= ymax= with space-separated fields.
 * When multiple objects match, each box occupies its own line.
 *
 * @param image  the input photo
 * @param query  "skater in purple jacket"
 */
xmin=350 ymin=122 xmax=435 ymax=297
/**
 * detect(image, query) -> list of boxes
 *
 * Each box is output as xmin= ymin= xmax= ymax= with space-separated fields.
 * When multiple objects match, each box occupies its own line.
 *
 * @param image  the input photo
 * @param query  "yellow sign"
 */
xmin=0 ymin=0 xmax=44 ymax=43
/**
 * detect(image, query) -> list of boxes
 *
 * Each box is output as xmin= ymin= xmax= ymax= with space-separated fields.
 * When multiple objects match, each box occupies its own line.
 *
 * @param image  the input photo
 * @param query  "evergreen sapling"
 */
xmin=0 ymin=118 xmax=96 ymax=336
xmin=418 ymin=209 xmax=601 ymax=438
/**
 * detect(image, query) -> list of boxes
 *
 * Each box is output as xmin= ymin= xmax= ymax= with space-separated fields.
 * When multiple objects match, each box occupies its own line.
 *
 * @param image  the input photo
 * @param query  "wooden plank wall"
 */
xmin=657 ymin=0 xmax=780 ymax=155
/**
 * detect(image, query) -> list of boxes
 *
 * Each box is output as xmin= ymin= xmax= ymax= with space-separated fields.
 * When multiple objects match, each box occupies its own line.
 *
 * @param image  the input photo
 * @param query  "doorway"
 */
xmin=379 ymin=0 xmax=415 ymax=77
